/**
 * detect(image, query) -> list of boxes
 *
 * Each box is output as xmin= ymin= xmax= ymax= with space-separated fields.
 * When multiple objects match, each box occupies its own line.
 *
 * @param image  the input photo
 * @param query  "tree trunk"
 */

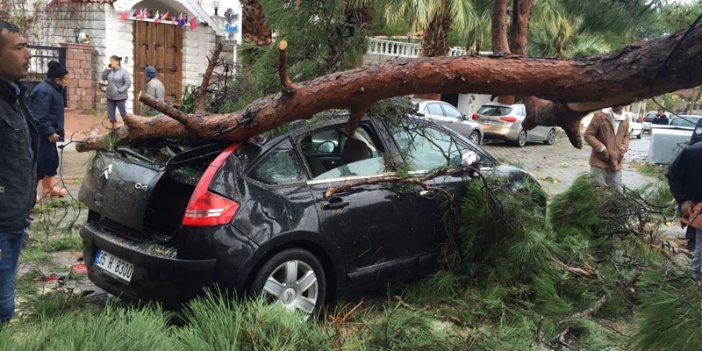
xmin=242 ymin=0 xmax=272 ymax=46
xmin=416 ymin=0 xmax=453 ymax=101
xmin=509 ymin=0 xmax=532 ymax=55
xmin=76 ymin=22 xmax=702 ymax=152
xmin=491 ymin=0 xmax=510 ymax=55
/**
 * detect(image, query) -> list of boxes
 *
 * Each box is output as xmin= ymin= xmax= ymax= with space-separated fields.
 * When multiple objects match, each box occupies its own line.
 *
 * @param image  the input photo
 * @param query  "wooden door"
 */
xmin=133 ymin=21 xmax=183 ymax=115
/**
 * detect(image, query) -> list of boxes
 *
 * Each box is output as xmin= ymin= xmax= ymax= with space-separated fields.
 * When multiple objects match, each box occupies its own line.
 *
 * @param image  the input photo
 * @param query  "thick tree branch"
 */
xmin=76 ymin=21 xmax=702 ymax=152
xmin=196 ymin=41 xmax=224 ymax=113
xmin=278 ymin=40 xmax=299 ymax=96
xmin=491 ymin=0 xmax=510 ymax=55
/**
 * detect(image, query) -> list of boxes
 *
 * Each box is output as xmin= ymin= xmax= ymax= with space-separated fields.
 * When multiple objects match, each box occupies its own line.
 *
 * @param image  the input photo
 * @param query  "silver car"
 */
xmin=412 ymin=99 xmax=483 ymax=145
xmin=472 ymin=103 xmax=557 ymax=147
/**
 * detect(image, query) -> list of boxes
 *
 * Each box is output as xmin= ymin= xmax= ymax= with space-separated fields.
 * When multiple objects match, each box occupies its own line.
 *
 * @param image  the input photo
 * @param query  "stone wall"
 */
xmin=103 ymin=5 xmax=134 ymax=113
xmin=61 ymin=43 xmax=95 ymax=110
xmin=183 ymin=26 xmax=217 ymax=89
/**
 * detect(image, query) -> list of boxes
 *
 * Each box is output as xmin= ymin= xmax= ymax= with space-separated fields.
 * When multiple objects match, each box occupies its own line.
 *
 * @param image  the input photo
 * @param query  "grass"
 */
xmin=638 ymin=163 xmax=668 ymax=178
xmin=3 ymin=174 xmax=698 ymax=350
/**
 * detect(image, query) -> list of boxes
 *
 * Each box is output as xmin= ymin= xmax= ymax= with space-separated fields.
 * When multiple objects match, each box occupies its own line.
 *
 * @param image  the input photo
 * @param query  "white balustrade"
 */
xmin=366 ymin=37 xmax=474 ymax=58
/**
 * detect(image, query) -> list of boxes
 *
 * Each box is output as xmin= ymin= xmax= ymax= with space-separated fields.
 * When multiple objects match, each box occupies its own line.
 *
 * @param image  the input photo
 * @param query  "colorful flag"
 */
xmin=189 ymin=17 xmax=197 ymax=30
xmin=119 ymin=10 xmax=128 ymax=20
xmin=153 ymin=10 xmax=160 ymax=23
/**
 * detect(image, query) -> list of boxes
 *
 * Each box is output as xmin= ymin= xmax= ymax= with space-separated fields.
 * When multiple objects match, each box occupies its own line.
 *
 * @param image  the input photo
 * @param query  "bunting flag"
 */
xmin=177 ymin=13 xmax=186 ymax=28
xmin=153 ymin=10 xmax=160 ymax=23
xmin=189 ymin=17 xmax=197 ymax=30
xmin=136 ymin=8 xmax=146 ymax=20
xmin=119 ymin=10 xmax=128 ymax=20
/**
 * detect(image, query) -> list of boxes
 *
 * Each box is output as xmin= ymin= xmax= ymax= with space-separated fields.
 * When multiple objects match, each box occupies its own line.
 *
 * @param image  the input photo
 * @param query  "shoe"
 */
xmin=43 ymin=187 xmax=68 ymax=197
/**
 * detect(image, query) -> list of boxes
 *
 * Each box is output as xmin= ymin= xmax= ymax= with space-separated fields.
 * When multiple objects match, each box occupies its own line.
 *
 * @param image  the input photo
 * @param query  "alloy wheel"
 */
xmin=261 ymin=259 xmax=319 ymax=315
xmin=544 ymin=129 xmax=556 ymax=145
xmin=469 ymin=130 xmax=481 ymax=145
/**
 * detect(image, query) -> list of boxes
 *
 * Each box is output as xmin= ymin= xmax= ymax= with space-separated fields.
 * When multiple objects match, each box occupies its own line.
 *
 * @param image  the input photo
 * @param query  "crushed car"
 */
xmin=78 ymin=111 xmax=545 ymax=316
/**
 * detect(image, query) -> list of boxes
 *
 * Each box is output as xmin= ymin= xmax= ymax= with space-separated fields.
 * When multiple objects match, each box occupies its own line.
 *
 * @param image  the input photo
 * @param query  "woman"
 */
xmin=102 ymin=55 xmax=131 ymax=129
xmin=30 ymin=60 xmax=69 ymax=200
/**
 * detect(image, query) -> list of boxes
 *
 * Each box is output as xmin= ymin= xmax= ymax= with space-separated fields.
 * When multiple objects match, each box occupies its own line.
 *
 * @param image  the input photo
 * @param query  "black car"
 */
xmin=78 ymin=113 xmax=543 ymax=315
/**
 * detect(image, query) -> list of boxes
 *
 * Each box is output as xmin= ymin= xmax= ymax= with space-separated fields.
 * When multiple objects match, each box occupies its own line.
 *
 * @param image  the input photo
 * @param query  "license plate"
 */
xmin=95 ymin=249 xmax=134 ymax=283
xmin=482 ymin=120 xmax=493 ymax=125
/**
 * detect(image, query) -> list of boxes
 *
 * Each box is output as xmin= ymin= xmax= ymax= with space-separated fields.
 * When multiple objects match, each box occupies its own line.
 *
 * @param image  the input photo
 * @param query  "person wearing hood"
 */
xmin=30 ymin=60 xmax=69 ymax=200
xmin=584 ymin=106 xmax=630 ymax=192
xmin=102 ymin=55 xmax=131 ymax=129
xmin=143 ymin=65 xmax=164 ymax=115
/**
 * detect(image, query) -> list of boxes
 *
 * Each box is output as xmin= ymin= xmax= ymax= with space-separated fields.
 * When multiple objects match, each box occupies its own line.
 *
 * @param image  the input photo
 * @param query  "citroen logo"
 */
xmin=101 ymin=164 xmax=113 ymax=180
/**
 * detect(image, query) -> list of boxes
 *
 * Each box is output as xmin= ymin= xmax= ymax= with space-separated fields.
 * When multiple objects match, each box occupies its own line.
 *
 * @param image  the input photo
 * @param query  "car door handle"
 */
xmin=419 ymin=190 xmax=436 ymax=199
xmin=322 ymin=197 xmax=350 ymax=210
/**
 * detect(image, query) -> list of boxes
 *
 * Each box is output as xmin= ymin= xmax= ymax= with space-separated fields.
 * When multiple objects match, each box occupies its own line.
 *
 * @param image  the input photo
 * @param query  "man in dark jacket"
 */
xmin=651 ymin=108 xmax=669 ymax=125
xmin=31 ymin=61 xmax=69 ymax=199
xmin=667 ymin=139 xmax=702 ymax=282
xmin=683 ymin=119 xmax=702 ymax=250
xmin=0 ymin=20 xmax=37 ymax=325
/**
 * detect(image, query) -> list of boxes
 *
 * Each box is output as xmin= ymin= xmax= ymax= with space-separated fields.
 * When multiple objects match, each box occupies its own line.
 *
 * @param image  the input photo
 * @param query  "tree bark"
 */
xmin=491 ymin=0 xmax=510 ymax=55
xmin=509 ymin=0 xmax=532 ymax=56
xmin=76 ymin=22 xmax=702 ymax=152
xmin=242 ymin=0 xmax=273 ymax=46
xmin=195 ymin=41 xmax=223 ymax=114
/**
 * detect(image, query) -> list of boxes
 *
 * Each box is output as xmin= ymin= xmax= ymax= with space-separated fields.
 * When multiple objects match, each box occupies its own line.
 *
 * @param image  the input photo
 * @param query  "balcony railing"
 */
xmin=367 ymin=38 xmax=485 ymax=58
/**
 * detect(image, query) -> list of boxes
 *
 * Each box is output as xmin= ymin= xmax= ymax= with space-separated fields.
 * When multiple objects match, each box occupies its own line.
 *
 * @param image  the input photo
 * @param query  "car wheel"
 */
xmin=637 ymin=132 xmax=642 ymax=139
xmin=249 ymin=248 xmax=326 ymax=317
xmin=468 ymin=130 xmax=481 ymax=145
xmin=543 ymin=128 xmax=556 ymax=145
xmin=515 ymin=129 xmax=527 ymax=147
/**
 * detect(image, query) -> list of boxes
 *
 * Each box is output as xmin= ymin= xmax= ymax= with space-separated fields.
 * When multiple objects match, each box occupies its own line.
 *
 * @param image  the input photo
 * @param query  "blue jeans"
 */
xmin=0 ymin=229 xmax=26 ymax=324
xmin=693 ymin=229 xmax=702 ymax=280
xmin=106 ymin=99 xmax=127 ymax=122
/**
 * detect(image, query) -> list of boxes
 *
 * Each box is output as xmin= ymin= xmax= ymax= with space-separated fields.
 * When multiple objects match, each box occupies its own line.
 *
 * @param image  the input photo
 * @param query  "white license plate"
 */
xmin=95 ymin=249 xmax=134 ymax=283
xmin=482 ymin=120 xmax=494 ymax=125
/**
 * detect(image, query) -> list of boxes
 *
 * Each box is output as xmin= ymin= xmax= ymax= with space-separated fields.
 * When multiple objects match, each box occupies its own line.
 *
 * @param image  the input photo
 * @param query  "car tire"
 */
xmin=514 ymin=129 xmax=527 ymax=147
xmin=543 ymin=128 xmax=556 ymax=145
xmin=468 ymin=130 xmax=481 ymax=145
xmin=249 ymin=248 xmax=326 ymax=317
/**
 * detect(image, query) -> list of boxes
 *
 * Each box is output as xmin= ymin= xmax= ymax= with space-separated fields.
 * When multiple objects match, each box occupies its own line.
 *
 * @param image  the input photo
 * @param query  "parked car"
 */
xmin=411 ymin=99 xmax=483 ymax=145
xmin=78 ymin=112 xmax=544 ymax=316
xmin=471 ymin=103 xmax=557 ymax=147
xmin=648 ymin=115 xmax=701 ymax=164
xmin=628 ymin=112 xmax=643 ymax=139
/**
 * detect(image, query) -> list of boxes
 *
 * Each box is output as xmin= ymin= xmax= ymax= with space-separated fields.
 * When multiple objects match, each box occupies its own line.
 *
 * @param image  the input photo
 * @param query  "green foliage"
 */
xmin=638 ymin=163 xmax=668 ymax=178
xmin=632 ymin=265 xmax=702 ymax=351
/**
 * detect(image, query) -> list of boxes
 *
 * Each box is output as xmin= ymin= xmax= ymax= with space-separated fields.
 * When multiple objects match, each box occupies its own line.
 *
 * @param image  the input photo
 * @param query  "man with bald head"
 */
xmin=0 ymin=20 xmax=38 ymax=325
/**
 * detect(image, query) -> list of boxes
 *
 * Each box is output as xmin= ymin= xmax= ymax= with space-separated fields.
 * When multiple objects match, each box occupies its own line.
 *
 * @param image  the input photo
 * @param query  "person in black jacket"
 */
xmin=30 ymin=61 xmax=69 ymax=199
xmin=0 ymin=20 xmax=38 ymax=325
xmin=667 ymin=139 xmax=702 ymax=282
xmin=683 ymin=119 xmax=702 ymax=250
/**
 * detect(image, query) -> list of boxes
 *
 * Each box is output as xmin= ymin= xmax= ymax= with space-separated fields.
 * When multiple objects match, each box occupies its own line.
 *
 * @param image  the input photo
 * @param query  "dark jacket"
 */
xmin=0 ymin=80 xmax=39 ymax=231
xmin=30 ymin=79 xmax=65 ymax=142
xmin=584 ymin=111 xmax=630 ymax=171
xmin=651 ymin=115 xmax=669 ymax=125
xmin=667 ymin=141 xmax=702 ymax=205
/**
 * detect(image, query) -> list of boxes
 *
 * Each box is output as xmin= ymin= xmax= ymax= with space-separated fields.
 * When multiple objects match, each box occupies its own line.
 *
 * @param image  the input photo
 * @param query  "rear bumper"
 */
xmin=80 ymin=223 xmax=217 ymax=307
xmin=481 ymin=123 xmax=520 ymax=141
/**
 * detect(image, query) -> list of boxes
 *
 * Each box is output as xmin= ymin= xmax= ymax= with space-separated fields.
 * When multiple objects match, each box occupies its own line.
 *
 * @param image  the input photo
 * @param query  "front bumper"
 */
xmin=80 ymin=223 xmax=217 ymax=307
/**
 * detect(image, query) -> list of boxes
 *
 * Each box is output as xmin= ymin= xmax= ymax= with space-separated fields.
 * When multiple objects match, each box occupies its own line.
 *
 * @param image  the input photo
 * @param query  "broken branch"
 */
xmin=196 ymin=41 xmax=224 ymax=113
xmin=278 ymin=40 xmax=299 ymax=96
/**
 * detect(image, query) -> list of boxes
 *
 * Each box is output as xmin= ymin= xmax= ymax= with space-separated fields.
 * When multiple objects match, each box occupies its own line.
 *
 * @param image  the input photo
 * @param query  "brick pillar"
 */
xmin=61 ymin=43 xmax=95 ymax=111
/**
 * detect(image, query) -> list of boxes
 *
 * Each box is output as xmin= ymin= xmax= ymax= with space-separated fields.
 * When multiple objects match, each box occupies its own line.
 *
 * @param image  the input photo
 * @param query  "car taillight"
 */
xmin=642 ymin=116 xmax=647 ymax=122
xmin=500 ymin=116 xmax=517 ymax=123
xmin=182 ymin=143 xmax=240 ymax=227
xmin=471 ymin=114 xmax=480 ymax=120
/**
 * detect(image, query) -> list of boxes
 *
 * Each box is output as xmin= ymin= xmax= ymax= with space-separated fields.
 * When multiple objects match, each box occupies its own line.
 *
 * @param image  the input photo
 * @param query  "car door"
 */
xmin=299 ymin=122 xmax=434 ymax=286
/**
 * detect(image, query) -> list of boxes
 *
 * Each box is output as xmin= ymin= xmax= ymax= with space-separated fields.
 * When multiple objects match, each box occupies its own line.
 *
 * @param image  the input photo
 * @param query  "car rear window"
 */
xmin=670 ymin=116 xmax=701 ymax=128
xmin=478 ymin=105 xmax=512 ymax=116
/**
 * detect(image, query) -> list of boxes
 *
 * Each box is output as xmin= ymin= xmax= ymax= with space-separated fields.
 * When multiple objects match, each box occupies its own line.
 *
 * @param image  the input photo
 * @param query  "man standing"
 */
xmin=143 ymin=65 xmax=165 ymax=115
xmin=651 ymin=107 xmax=669 ymax=125
xmin=0 ymin=20 xmax=38 ymax=325
xmin=584 ymin=106 xmax=630 ymax=192
xmin=667 ymin=139 xmax=702 ymax=282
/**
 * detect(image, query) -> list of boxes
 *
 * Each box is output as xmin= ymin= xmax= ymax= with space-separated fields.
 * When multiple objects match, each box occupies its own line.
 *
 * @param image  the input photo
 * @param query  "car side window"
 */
xmin=426 ymin=103 xmax=443 ymax=115
xmin=249 ymin=140 xmax=306 ymax=185
xmin=442 ymin=104 xmax=463 ymax=120
xmin=392 ymin=125 xmax=466 ymax=171
xmin=298 ymin=125 xmax=388 ymax=181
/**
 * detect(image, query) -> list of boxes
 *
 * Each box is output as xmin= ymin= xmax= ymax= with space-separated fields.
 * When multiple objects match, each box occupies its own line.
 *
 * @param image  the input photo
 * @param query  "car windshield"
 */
xmin=477 ymin=105 xmax=512 ymax=116
xmin=670 ymin=115 xmax=701 ymax=128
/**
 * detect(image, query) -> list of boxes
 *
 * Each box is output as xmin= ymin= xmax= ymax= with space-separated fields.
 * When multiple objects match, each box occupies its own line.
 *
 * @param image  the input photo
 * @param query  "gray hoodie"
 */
xmin=102 ymin=66 xmax=131 ymax=100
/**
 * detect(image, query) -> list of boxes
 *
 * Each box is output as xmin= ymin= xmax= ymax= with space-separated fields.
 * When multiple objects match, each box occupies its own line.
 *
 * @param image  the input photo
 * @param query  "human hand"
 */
xmin=681 ymin=200 xmax=694 ymax=218
xmin=48 ymin=133 xmax=60 ymax=143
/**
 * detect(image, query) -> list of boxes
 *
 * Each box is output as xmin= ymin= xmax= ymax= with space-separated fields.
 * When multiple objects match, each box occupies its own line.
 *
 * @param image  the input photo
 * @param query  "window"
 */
xmin=393 ymin=125 xmax=466 ymax=171
xmin=477 ymin=105 xmax=512 ymax=116
xmin=426 ymin=103 xmax=443 ymax=115
xmin=249 ymin=140 xmax=306 ymax=185
xmin=299 ymin=126 xmax=388 ymax=181
xmin=442 ymin=104 xmax=463 ymax=119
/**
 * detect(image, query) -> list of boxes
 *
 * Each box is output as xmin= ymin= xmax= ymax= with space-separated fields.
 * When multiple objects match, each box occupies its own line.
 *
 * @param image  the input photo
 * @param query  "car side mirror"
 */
xmin=461 ymin=151 xmax=480 ymax=166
